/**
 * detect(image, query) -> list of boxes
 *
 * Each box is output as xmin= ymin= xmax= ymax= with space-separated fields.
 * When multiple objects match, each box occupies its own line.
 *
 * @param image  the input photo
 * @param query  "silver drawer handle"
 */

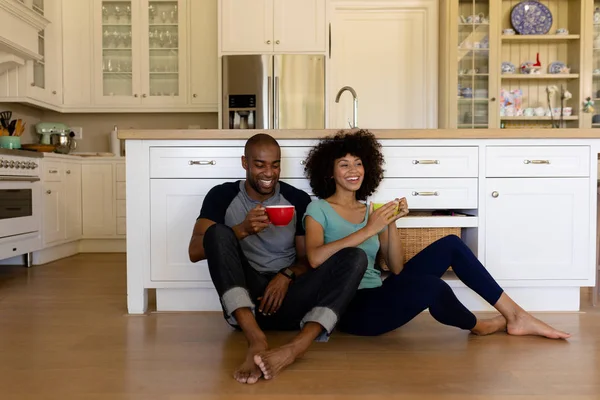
xmin=523 ymin=159 xmax=550 ymax=164
xmin=188 ymin=160 xmax=216 ymax=166
xmin=412 ymin=160 xmax=440 ymax=165
xmin=412 ymin=191 xmax=439 ymax=196
xmin=49 ymin=170 xmax=58 ymax=174
xmin=300 ymin=160 xmax=306 ymax=165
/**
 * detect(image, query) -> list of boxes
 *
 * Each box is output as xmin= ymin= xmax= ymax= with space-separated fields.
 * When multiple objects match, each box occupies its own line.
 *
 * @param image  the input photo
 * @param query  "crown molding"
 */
xmin=0 ymin=0 xmax=50 ymax=31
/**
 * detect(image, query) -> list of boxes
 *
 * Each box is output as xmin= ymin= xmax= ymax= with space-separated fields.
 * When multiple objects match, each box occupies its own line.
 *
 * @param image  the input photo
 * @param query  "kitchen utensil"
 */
xmin=14 ymin=119 xmax=25 ymax=136
xmin=7 ymin=120 xmax=16 ymax=136
xmin=0 ymin=111 xmax=12 ymax=125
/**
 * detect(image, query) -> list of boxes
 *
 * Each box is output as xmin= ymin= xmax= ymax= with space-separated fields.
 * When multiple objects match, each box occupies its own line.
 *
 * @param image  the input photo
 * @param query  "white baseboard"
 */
xmin=32 ymin=241 xmax=80 ymax=265
xmin=154 ymin=286 xmax=581 ymax=313
xmin=79 ymin=239 xmax=126 ymax=253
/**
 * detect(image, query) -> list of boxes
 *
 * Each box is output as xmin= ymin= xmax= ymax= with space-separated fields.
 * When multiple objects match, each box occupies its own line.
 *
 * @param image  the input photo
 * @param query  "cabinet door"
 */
xmin=329 ymin=1 xmax=437 ymax=128
xmin=43 ymin=181 xmax=65 ymax=245
xmin=273 ymin=0 xmax=325 ymax=52
xmin=220 ymin=0 xmax=274 ymax=53
xmin=190 ymin=0 xmax=218 ymax=109
xmin=140 ymin=0 xmax=188 ymax=105
xmin=485 ymin=178 xmax=590 ymax=280
xmin=82 ymin=164 xmax=115 ymax=237
xmin=64 ymin=163 xmax=82 ymax=241
xmin=150 ymin=179 xmax=225 ymax=282
xmin=93 ymin=0 xmax=143 ymax=105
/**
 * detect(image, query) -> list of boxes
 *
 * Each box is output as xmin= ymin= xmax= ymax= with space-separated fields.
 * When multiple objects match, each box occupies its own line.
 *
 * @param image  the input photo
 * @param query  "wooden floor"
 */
xmin=1 ymin=254 xmax=600 ymax=399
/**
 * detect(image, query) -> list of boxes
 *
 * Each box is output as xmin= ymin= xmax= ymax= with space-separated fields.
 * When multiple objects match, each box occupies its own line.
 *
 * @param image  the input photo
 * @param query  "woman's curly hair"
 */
xmin=304 ymin=129 xmax=384 ymax=201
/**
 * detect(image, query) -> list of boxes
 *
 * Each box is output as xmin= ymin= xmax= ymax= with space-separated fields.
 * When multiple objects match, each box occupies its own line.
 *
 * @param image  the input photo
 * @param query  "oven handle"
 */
xmin=0 ymin=176 xmax=40 ymax=182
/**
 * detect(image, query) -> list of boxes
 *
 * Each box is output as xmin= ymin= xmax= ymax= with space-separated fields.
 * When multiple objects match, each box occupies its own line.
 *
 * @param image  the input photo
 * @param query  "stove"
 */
xmin=0 ymin=150 xmax=43 ymax=265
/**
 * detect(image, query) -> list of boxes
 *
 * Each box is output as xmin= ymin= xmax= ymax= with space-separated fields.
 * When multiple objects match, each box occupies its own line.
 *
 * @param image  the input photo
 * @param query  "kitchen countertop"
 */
xmin=0 ymin=148 xmax=44 ymax=158
xmin=118 ymin=128 xmax=600 ymax=140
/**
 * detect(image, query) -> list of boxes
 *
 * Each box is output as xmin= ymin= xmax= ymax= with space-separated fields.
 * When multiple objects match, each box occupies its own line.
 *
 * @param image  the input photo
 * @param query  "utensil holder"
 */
xmin=0 ymin=136 xmax=21 ymax=149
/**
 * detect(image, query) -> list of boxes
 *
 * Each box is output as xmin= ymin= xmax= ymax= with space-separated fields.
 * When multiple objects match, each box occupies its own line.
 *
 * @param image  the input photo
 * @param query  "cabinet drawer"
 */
xmin=44 ymin=161 xmax=63 ymax=182
xmin=383 ymin=147 xmax=478 ymax=178
xmin=116 ymin=163 xmax=126 ymax=182
xmin=149 ymin=147 xmax=310 ymax=179
xmin=486 ymin=146 xmax=590 ymax=177
xmin=150 ymin=147 xmax=246 ymax=178
xmin=116 ymin=182 xmax=126 ymax=200
xmin=369 ymin=178 xmax=478 ymax=209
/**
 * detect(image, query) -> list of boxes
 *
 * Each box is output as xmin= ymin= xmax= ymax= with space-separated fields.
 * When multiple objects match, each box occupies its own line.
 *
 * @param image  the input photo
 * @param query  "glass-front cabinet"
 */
xmin=439 ymin=0 xmax=498 ymax=129
xmin=94 ymin=0 xmax=187 ymax=106
xmin=456 ymin=0 xmax=492 ymax=128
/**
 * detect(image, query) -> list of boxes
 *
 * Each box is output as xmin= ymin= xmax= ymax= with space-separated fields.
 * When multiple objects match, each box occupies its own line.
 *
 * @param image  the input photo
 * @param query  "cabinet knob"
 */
xmin=492 ymin=191 xmax=499 ymax=198
xmin=142 ymin=94 xmax=147 ymax=98
xmin=266 ymin=40 xmax=271 ymax=44
xmin=66 ymin=170 xmax=71 ymax=174
xmin=193 ymin=94 xmax=197 ymax=98
xmin=490 ymin=97 xmax=496 ymax=102
xmin=300 ymin=160 xmax=306 ymax=165
xmin=30 ymin=82 xmax=35 ymax=87
xmin=52 ymin=90 xmax=57 ymax=95
xmin=46 ymin=190 xmax=51 ymax=194
xmin=134 ymin=94 xmax=138 ymax=97
xmin=275 ymin=40 xmax=280 ymax=44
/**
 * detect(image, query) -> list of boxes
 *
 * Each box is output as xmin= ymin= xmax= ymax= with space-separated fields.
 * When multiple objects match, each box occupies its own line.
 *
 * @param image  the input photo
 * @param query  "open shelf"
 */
xmin=395 ymin=215 xmax=478 ymax=228
xmin=501 ymin=34 xmax=580 ymax=41
xmin=501 ymin=116 xmax=578 ymax=121
xmin=501 ymin=74 xmax=579 ymax=80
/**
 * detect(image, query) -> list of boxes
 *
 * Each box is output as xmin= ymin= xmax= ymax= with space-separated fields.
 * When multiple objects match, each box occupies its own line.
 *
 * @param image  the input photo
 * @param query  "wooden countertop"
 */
xmin=118 ymin=128 xmax=600 ymax=140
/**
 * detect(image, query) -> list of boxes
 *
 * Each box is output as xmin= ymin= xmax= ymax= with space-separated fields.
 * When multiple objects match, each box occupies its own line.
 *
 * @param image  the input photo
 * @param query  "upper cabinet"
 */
xmin=220 ymin=0 xmax=326 ymax=54
xmin=92 ymin=0 xmax=188 ymax=106
xmin=63 ymin=0 xmax=217 ymax=112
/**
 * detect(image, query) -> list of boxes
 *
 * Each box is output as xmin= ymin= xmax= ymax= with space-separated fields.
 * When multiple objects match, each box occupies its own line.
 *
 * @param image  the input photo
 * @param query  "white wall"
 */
xmin=1 ymin=103 xmax=218 ymax=152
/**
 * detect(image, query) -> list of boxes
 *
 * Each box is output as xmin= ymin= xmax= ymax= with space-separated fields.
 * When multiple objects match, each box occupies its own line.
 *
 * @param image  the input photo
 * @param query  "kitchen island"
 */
xmin=119 ymin=128 xmax=600 ymax=314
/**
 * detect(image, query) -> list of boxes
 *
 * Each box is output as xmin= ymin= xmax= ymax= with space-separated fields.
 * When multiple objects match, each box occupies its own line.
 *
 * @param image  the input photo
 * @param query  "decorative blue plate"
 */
xmin=511 ymin=1 xmax=553 ymax=35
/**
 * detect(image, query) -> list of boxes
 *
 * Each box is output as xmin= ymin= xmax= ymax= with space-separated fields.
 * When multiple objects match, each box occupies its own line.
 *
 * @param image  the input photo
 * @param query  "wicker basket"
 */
xmin=379 ymin=226 xmax=462 ymax=271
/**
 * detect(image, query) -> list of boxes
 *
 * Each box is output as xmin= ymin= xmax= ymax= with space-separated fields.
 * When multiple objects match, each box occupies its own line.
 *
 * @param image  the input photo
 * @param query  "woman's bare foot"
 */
xmin=234 ymin=340 xmax=268 ymax=384
xmin=507 ymin=311 xmax=571 ymax=339
xmin=471 ymin=315 xmax=507 ymax=336
xmin=254 ymin=344 xmax=297 ymax=380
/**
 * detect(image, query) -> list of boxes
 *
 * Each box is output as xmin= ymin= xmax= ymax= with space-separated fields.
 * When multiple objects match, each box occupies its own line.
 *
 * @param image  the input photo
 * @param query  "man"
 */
xmin=188 ymin=133 xmax=367 ymax=384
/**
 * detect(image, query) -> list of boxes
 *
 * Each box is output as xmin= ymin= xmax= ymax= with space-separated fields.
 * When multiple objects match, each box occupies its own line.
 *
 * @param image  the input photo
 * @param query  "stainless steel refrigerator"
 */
xmin=222 ymin=55 xmax=325 ymax=129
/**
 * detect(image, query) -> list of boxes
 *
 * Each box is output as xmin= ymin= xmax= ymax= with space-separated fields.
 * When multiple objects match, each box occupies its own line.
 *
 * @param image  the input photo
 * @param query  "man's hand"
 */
xmin=258 ymin=273 xmax=291 ymax=315
xmin=234 ymin=205 xmax=270 ymax=239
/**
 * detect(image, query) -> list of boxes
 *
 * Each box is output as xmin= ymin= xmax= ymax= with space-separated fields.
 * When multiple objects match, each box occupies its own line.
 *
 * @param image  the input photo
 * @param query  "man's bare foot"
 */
xmin=507 ymin=312 xmax=571 ymax=339
xmin=234 ymin=341 xmax=268 ymax=384
xmin=471 ymin=315 xmax=507 ymax=336
xmin=254 ymin=344 xmax=297 ymax=380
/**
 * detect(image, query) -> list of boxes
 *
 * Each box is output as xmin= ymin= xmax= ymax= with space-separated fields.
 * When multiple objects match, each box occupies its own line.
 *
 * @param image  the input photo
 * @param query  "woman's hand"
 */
xmin=395 ymin=197 xmax=409 ymax=219
xmin=365 ymin=201 xmax=402 ymax=236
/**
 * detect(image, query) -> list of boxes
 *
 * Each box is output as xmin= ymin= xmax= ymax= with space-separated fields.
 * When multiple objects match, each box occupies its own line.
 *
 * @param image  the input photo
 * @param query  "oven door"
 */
xmin=0 ymin=177 xmax=41 ymax=239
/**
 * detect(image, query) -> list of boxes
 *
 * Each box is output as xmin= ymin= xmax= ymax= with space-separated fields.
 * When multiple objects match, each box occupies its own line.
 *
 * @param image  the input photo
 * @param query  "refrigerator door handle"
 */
xmin=267 ymin=76 xmax=273 ymax=129
xmin=274 ymin=76 xmax=280 ymax=129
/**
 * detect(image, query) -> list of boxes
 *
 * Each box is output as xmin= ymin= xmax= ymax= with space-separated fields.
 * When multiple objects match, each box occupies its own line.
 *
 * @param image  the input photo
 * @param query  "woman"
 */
xmin=302 ymin=129 xmax=570 ymax=339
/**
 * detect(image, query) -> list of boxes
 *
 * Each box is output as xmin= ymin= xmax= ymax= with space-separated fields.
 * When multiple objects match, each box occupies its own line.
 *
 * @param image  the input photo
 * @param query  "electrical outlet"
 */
xmin=71 ymin=126 xmax=83 ymax=139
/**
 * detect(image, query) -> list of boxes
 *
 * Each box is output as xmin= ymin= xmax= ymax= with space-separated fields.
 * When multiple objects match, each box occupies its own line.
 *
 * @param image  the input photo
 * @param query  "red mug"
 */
xmin=265 ymin=205 xmax=295 ymax=226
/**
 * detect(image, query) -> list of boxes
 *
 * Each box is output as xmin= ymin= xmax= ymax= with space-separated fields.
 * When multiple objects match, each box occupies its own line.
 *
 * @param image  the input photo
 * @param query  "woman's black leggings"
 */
xmin=337 ymin=235 xmax=504 ymax=336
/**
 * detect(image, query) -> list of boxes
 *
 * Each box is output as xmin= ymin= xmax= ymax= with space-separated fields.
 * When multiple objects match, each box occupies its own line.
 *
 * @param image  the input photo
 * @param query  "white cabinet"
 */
xmin=485 ymin=178 xmax=590 ymax=280
xmin=220 ymin=0 xmax=326 ymax=53
xmin=189 ymin=0 xmax=218 ymax=109
xmin=150 ymin=179 xmax=217 ymax=282
xmin=82 ymin=163 xmax=115 ymax=237
xmin=328 ymin=0 xmax=438 ymax=128
xmin=81 ymin=161 xmax=126 ymax=238
xmin=42 ymin=160 xmax=82 ymax=246
xmin=92 ymin=0 xmax=188 ymax=106
xmin=0 ymin=0 xmax=61 ymax=109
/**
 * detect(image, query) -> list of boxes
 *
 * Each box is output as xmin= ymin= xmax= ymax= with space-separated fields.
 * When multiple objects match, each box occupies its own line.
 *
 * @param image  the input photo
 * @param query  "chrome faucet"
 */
xmin=335 ymin=86 xmax=358 ymax=128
